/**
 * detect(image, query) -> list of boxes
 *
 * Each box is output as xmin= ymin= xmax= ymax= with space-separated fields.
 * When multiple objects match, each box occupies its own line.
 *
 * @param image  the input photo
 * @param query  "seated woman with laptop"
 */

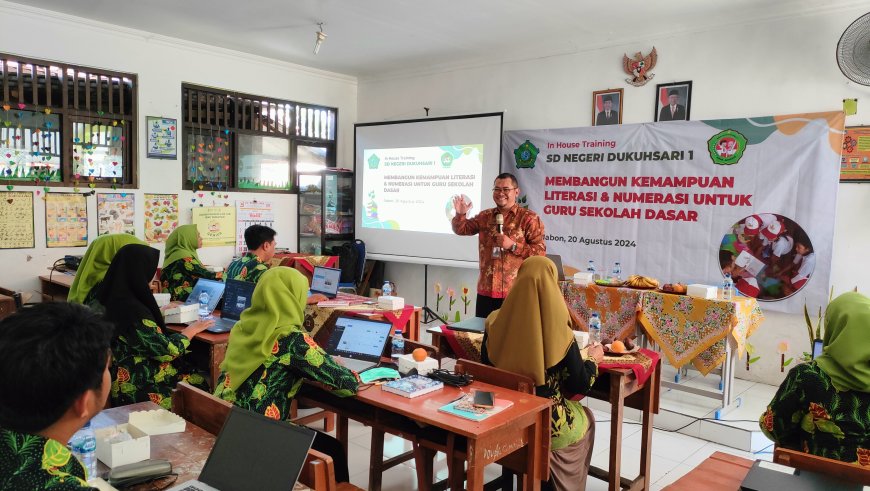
xmin=99 ymin=243 xmax=213 ymax=409
xmin=760 ymin=291 xmax=870 ymax=467
xmin=215 ymin=267 xmax=359 ymax=483
xmin=160 ymin=224 xmax=222 ymax=301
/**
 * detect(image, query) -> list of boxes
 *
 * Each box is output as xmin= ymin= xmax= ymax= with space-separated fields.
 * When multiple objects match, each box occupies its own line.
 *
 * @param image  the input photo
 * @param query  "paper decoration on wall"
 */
xmin=1 ymin=108 xmax=62 ymax=183
xmin=97 ymin=193 xmax=135 ymax=236
xmin=45 ymin=192 xmax=88 ymax=248
xmin=188 ymin=128 xmax=230 ymax=191
xmin=144 ymin=193 xmax=178 ymax=243
xmin=623 ymin=47 xmax=657 ymax=87
xmin=235 ymin=200 xmax=274 ymax=255
xmin=0 ymin=191 xmax=35 ymax=249
xmin=192 ymin=206 xmax=236 ymax=247
xmin=146 ymin=116 xmax=177 ymax=159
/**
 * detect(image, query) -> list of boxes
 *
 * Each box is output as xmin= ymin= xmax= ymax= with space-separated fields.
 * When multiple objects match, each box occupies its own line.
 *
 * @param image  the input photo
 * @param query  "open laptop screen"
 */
xmin=221 ymin=279 xmax=255 ymax=321
xmin=183 ymin=278 xmax=225 ymax=312
xmin=198 ymin=407 xmax=315 ymax=491
xmin=326 ymin=316 xmax=393 ymax=361
xmin=310 ymin=265 xmax=342 ymax=297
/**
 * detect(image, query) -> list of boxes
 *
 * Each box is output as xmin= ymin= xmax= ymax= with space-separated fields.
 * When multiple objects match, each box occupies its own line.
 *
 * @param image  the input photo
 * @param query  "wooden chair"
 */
xmin=773 ymin=446 xmax=870 ymax=486
xmin=171 ymin=382 xmax=363 ymax=491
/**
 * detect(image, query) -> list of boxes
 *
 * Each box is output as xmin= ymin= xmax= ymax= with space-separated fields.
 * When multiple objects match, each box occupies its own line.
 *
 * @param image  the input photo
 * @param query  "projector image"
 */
xmin=397 ymin=353 xmax=439 ymax=376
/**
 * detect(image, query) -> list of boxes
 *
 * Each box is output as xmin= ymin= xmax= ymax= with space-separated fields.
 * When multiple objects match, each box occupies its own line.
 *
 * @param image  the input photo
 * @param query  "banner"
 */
xmin=503 ymin=112 xmax=844 ymax=313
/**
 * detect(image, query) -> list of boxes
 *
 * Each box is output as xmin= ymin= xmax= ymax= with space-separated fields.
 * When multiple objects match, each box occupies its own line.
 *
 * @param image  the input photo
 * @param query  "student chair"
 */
xmin=171 ymin=382 xmax=363 ymax=491
xmin=773 ymin=446 xmax=870 ymax=486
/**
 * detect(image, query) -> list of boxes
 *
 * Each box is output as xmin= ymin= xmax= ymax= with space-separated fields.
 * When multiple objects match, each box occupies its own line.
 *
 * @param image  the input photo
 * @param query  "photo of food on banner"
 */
xmin=719 ymin=213 xmax=815 ymax=301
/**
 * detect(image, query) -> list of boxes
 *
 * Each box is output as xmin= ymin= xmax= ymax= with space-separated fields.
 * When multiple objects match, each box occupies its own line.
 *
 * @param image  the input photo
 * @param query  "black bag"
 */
xmin=328 ymin=240 xmax=361 ymax=284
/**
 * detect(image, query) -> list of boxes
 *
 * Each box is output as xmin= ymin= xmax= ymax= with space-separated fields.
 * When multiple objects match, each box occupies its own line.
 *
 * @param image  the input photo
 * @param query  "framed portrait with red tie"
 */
xmin=592 ymin=88 xmax=623 ymax=127
xmin=654 ymin=81 xmax=692 ymax=122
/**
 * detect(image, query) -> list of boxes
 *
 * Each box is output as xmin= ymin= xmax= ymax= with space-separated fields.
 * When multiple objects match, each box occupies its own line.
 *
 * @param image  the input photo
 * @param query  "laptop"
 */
xmin=546 ymin=254 xmax=566 ymax=281
xmin=206 ymin=279 xmax=255 ymax=333
xmin=739 ymin=459 xmax=861 ymax=491
xmin=323 ymin=315 xmax=394 ymax=372
xmin=446 ymin=316 xmax=486 ymax=334
xmin=310 ymin=265 xmax=342 ymax=299
xmin=183 ymin=278 xmax=225 ymax=313
xmin=167 ymin=406 xmax=315 ymax=491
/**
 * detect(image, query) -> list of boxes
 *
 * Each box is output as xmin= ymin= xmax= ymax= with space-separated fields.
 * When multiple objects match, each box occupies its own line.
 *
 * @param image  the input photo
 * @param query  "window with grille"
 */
xmin=182 ymin=83 xmax=337 ymax=193
xmin=0 ymin=53 xmax=137 ymax=188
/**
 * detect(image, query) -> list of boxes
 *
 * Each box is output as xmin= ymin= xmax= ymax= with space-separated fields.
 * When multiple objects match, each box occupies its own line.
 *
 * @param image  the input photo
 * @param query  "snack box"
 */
xmin=94 ymin=423 xmax=150 ymax=468
xmin=687 ymin=284 xmax=718 ymax=300
xmin=128 ymin=409 xmax=186 ymax=436
xmin=378 ymin=295 xmax=405 ymax=310
xmin=573 ymin=272 xmax=594 ymax=286
xmin=163 ymin=303 xmax=198 ymax=324
xmin=152 ymin=293 xmax=171 ymax=307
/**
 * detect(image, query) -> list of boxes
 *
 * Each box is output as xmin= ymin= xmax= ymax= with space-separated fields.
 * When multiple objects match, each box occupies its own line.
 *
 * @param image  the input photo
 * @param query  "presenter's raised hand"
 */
xmin=452 ymin=195 xmax=472 ymax=215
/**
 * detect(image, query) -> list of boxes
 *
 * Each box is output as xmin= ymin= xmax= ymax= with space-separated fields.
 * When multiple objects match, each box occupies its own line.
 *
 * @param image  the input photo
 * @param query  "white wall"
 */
xmin=0 ymin=3 xmax=357 ymax=295
xmin=358 ymin=6 xmax=870 ymax=385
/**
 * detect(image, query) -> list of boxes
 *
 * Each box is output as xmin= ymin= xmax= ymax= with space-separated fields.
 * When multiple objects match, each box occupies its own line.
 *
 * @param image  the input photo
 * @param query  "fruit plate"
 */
xmin=604 ymin=343 xmax=641 ymax=355
xmin=658 ymin=287 xmax=688 ymax=295
xmin=624 ymin=284 xmax=657 ymax=290
xmin=594 ymin=279 xmax=625 ymax=287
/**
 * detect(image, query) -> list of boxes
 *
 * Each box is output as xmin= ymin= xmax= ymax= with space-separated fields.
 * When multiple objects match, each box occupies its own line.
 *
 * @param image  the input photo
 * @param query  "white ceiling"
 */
xmin=9 ymin=0 xmax=867 ymax=79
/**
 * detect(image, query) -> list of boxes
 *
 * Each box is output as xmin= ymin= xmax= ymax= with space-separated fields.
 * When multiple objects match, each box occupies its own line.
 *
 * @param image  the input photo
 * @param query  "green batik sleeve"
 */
xmin=187 ymin=258 xmax=221 ymax=281
xmin=132 ymin=318 xmax=191 ymax=362
xmin=760 ymin=365 xmax=809 ymax=448
xmin=287 ymin=332 xmax=359 ymax=397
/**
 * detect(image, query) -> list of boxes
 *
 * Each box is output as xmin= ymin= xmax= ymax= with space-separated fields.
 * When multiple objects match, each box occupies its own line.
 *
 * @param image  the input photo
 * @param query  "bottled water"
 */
xmin=382 ymin=281 xmax=392 ymax=297
xmin=722 ymin=274 xmax=734 ymax=301
xmin=391 ymin=329 xmax=405 ymax=360
xmin=198 ymin=291 xmax=210 ymax=320
xmin=587 ymin=260 xmax=596 ymax=279
xmin=612 ymin=262 xmax=622 ymax=281
xmin=69 ymin=421 xmax=97 ymax=482
xmin=589 ymin=313 xmax=601 ymax=344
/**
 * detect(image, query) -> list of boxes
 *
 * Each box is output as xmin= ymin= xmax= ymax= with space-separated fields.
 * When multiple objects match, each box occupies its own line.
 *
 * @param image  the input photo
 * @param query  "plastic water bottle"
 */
xmin=198 ymin=291 xmax=210 ymax=320
xmin=612 ymin=262 xmax=622 ymax=281
xmin=382 ymin=281 xmax=392 ymax=298
xmin=589 ymin=313 xmax=601 ymax=344
xmin=69 ymin=421 xmax=97 ymax=482
xmin=391 ymin=329 xmax=405 ymax=360
xmin=587 ymin=260 xmax=597 ymax=280
xmin=722 ymin=274 xmax=734 ymax=301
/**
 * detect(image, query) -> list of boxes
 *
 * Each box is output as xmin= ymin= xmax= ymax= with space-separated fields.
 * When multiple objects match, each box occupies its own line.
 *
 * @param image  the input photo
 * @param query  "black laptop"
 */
xmin=206 ymin=279 xmax=256 ymax=333
xmin=446 ymin=316 xmax=486 ymax=334
xmin=166 ymin=406 xmax=315 ymax=491
xmin=323 ymin=315 xmax=394 ymax=372
xmin=740 ymin=459 xmax=861 ymax=491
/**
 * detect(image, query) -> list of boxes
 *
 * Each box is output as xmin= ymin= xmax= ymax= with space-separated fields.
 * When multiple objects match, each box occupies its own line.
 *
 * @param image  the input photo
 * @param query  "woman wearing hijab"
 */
xmin=214 ymin=267 xmax=359 ymax=483
xmin=481 ymin=256 xmax=605 ymax=491
xmin=160 ymin=224 xmax=221 ymax=301
xmin=99 ymin=243 xmax=213 ymax=409
xmin=68 ymin=233 xmax=146 ymax=308
xmin=760 ymin=292 xmax=870 ymax=466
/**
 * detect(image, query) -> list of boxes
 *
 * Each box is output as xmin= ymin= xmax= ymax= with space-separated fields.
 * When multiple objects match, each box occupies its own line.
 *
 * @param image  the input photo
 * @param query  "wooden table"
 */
xmin=39 ymin=273 xmax=74 ymax=301
xmin=663 ymin=452 xmax=753 ymax=490
xmin=300 ymin=380 xmax=552 ymax=491
xmin=427 ymin=325 xmax=661 ymax=491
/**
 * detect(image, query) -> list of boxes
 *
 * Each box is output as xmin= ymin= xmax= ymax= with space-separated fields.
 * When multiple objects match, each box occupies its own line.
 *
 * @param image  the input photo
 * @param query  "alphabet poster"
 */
xmin=0 ymin=191 xmax=35 ymax=249
xmin=45 ymin=193 xmax=88 ymax=248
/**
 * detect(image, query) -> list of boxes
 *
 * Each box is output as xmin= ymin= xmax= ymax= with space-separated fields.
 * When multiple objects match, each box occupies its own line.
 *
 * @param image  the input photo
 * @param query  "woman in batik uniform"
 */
xmin=160 ymin=224 xmax=221 ymax=301
xmin=67 ymin=233 xmax=145 ymax=310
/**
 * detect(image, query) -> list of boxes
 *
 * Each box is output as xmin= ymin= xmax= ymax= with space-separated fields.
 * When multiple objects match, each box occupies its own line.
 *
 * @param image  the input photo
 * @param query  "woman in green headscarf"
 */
xmin=159 ymin=224 xmax=221 ymax=301
xmin=214 ymin=266 xmax=358 ymax=482
xmin=68 ymin=233 xmax=146 ymax=307
xmin=760 ymin=292 xmax=870 ymax=466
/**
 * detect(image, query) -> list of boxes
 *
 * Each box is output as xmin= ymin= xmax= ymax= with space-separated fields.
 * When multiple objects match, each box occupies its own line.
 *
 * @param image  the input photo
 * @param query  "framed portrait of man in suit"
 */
xmin=592 ymin=88 xmax=623 ymax=126
xmin=654 ymin=81 xmax=692 ymax=122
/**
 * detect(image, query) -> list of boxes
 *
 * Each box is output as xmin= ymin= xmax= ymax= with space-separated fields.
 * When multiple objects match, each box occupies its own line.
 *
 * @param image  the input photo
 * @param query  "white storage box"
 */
xmin=128 ymin=409 xmax=186 ymax=435
xmin=163 ymin=303 xmax=198 ymax=324
xmin=397 ymin=352 xmax=440 ymax=376
xmin=152 ymin=293 xmax=171 ymax=308
xmin=573 ymin=272 xmax=594 ymax=286
xmin=573 ymin=331 xmax=590 ymax=348
xmin=687 ymin=284 xmax=718 ymax=300
xmin=94 ymin=423 xmax=150 ymax=468
xmin=378 ymin=295 xmax=405 ymax=310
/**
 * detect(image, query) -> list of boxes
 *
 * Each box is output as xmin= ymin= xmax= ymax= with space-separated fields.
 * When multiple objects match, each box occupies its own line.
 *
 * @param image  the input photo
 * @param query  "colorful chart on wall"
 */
xmin=97 ymin=193 xmax=135 ymax=236
xmin=45 ymin=193 xmax=88 ymax=248
xmin=144 ymin=193 xmax=178 ymax=243
xmin=841 ymin=126 xmax=870 ymax=182
xmin=192 ymin=206 xmax=236 ymax=247
xmin=146 ymin=116 xmax=177 ymax=159
xmin=0 ymin=191 xmax=35 ymax=249
xmin=235 ymin=200 xmax=274 ymax=255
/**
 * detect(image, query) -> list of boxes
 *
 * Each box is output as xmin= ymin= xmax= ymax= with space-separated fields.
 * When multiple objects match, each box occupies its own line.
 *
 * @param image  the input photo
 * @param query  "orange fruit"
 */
xmin=412 ymin=348 xmax=428 ymax=361
xmin=611 ymin=340 xmax=626 ymax=353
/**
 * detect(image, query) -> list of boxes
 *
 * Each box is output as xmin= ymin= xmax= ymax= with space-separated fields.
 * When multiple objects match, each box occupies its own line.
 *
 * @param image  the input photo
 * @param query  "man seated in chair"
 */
xmin=0 ymin=303 xmax=113 ymax=489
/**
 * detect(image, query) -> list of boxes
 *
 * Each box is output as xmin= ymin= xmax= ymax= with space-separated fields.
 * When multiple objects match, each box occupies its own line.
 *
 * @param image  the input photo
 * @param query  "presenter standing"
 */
xmin=452 ymin=173 xmax=546 ymax=317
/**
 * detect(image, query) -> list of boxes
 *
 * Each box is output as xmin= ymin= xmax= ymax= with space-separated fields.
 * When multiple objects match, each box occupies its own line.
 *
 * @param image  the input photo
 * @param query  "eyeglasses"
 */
xmin=492 ymin=187 xmax=517 ymax=194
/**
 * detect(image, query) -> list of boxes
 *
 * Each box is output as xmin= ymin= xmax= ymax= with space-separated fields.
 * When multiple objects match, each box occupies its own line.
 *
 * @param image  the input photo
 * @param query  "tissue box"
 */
xmin=397 ymin=353 xmax=440 ymax=376
xmin=163 ymin=303 xmax=198 ymax=324
xmin=687 ymin=284 xmax=718 ymax=299
xmin=573 ymin=331 xmax=590 ymax=348
xmin=95 ymin=423 xmax=150 ymax=468
xmin=573 ymin=272 xmax=594 ymax=286
xmin=378 ymin=295 xmax=405 ymax=310
xmin=128 ymin=409 xmax=186 ymax=435
xmin=152 ymin=293 xmax=171 ymax=308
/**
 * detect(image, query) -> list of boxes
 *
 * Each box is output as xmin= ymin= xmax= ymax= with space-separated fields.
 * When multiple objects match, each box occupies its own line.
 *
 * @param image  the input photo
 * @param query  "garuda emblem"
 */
xmin=623 ymin=47 xmax=657 ymax=87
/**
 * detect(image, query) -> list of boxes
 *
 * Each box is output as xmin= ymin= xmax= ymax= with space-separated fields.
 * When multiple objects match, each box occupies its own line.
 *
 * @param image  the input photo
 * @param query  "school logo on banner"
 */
xmin=367 ymin=153 xmax=380 ymax=169
xmin=513 ymin=140 xmax=540 ymax=169
xmin=707 ymin=129 xmax=748 ymax=166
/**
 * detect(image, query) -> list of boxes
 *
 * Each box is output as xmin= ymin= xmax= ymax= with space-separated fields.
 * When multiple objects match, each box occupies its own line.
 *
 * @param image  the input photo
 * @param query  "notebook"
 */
xmin=438 ymin=393 xmax=513 ymax=421
xmin=166 ymin=406 xmax=315 ymax=491
xmin=183 ymin=278 xmax=225 ymax=313
xmin=323 ymin=315 xmax=393 ymax=372
xmin=446 ymin=316 xmax=486 ymax=334
xmin=546 ymin=254 xmax=566 ymax=281
xmin=310 ymin=265 xmax=342 ymax=299
xmin=382 ymin=375 xmax=444 ymax=398
xmin=206 ymin=279 xmax=255 ymax=333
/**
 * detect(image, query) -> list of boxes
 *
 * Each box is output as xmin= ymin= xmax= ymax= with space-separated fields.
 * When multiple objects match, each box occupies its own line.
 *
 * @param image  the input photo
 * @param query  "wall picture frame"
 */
xmin=592 ymin=88 xmax=623 ymax=126
xmin=146 ymin=116 xmax=177 ymax=159
xmin=654 ymin=81 xmax=692 ymax=122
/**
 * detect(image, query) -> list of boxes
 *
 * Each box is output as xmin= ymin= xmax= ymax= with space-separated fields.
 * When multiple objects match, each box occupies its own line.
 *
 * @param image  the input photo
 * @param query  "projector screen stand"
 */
xmin=422 ymin=264 xmax=447 ymax=325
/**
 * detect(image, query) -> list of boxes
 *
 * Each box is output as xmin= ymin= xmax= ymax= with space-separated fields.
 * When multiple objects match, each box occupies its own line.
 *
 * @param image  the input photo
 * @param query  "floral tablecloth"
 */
xmin=561 ymin=282 xmax=645 ymax=342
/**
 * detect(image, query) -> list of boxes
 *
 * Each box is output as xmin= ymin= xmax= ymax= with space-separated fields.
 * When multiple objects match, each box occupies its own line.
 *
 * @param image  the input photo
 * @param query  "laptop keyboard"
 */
xmin=342 ymin=358 xmax=376 ymax=372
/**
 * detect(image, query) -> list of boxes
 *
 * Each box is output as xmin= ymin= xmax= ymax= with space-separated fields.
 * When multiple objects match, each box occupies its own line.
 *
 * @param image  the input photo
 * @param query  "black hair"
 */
xmin=793 ymin=230 xmax=814 ymax=253
xmin=719 ymin=249 xmax=735 ymax=266
xmin=495 ymin=173 xmax=518 ymax=187
xmin=0 ymin=302 xmax=113 ymax=433
xmin=668 ymin=89 xmax=679 ymax=96
xmin=244 ymin=224 xmax=277 ymax=251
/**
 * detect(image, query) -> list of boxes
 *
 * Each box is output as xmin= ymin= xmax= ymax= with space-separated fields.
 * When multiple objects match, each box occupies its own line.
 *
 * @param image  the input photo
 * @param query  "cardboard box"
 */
xmin=95 ymin=424 xmax=150 ymax=468
xmin=128 ymin=409 xmax=186 ymax=436
xmin=687 ymin=284 xmax=718 ymax=299
xmin=163 ymin=303 xmax=198 ymax=324
xmin=573 ymin=331 xmax=590 ymax=348
xmin=377 ymin=295 xmax=405 ymax=310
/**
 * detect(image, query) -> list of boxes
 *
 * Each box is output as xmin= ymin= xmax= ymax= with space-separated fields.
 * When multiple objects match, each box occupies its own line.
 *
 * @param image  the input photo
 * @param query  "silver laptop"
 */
xmin=323 ymin=315 xmax=394 ymax=372
xmin=167 ymin=406 xmax=315 ymax=491
xmin=183 ymin=278 xmax=225 ymax=312
xmin=206 ymin=279 xmax=255 ymax=333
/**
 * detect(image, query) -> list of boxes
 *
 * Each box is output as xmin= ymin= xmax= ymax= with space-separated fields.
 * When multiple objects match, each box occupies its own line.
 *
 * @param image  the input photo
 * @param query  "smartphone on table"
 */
xmin=472 ymin=390 xmax=494 ymax=409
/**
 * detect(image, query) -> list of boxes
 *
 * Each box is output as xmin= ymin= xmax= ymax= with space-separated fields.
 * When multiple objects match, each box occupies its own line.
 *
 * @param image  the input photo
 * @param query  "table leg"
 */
xmin=609 ymin=372 xmax=626 ymax=491
xmin=369 ymin=430 xmax=385 ymax=491
xmin=412 ymin=444 xmax=435 ymax=491
xmin=465 ymin=439 xmax=485 ymax=491
xmin=337 ymin=415 xmax=349 ymax=455
xmin=639 ymin=367 xmax=658 ymax=491
xmin=446 ymin=434 xmax=465 ymax=491
xmin=522 ymin=409 xmax=547 ymax=491
xmin=410 ymin=310 xmax=421 ymax=341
